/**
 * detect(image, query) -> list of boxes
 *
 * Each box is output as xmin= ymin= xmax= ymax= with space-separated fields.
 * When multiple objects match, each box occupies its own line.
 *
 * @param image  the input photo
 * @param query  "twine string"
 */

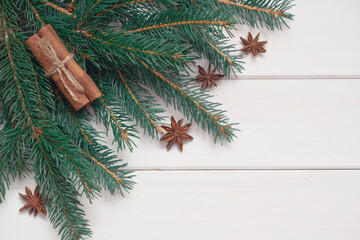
xmin=39 ymin=38 xmax=84 ymax=102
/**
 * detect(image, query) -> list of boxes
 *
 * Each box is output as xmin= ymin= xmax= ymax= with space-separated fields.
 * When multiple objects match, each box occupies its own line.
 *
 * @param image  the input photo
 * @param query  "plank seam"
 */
xmin=218 ymin=75 xmax=360 ymax=80
xmin=125 ymin=168 xmax=360 ymax=171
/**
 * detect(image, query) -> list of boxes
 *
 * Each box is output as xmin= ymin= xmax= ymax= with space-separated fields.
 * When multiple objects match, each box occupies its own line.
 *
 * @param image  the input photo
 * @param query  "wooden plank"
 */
xmin=112 ymin=79 xmax=360 ymax=170
xmin=194 ymin=0 xmax=360 ymax=77
xmin=2 ymin=170 xmax=360 ymax=239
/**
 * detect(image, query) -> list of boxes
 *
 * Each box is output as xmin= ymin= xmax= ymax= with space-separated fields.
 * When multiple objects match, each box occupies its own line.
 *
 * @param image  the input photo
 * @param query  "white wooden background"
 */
xmin=2 ymin=0 xmax=360 ymax=239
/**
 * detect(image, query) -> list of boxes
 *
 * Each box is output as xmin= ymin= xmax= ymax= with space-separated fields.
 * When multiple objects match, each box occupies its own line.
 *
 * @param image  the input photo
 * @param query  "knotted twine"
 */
xmin=39 ymin=38 xmax=84 ymax=102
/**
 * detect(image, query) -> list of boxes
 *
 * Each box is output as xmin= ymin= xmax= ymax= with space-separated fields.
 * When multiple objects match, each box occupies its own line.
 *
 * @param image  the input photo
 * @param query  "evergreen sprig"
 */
xmin=0 ymin=0 xmax=293 ymax=239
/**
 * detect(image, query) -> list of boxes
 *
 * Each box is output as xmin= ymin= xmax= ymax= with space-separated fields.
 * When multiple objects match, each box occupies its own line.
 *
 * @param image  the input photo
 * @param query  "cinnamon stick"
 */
xmin=26 ymin=24 xmax=102 ymax=111
xmin=26 ymin=33 xmax=89 ymax=110
xmin=38 ymin=25 xmax=102 ymax=102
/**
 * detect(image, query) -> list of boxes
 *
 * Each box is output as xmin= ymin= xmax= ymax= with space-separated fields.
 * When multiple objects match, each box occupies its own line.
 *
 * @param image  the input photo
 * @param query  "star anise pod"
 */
xmin=240 ymin=32 xmax=267 ymax=56
xmin=195 ymin=65 xmax=224 ymax=89
xmin=19 ymin=185 xmax=47 ymax=216
xmin=160 ymin=116 xmax=193 ymax=151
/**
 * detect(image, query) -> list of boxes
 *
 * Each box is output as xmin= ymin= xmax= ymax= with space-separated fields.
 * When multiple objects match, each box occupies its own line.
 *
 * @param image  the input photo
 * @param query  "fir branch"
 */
xmin=193 ymin=36 xmax=244 ymax=77
xmin=125 ymin=20 xmax=232 ymax=34
xmin=203 ymin=38 xmax=235 ymax=67
xmin=68 ymin=0 xmax=75 ymax=11
xmin=1 ymin=5 xmax=100 ymax=237
xmin=43 ymin=139 xmax=94 ymax=200
xmin=84 ymin=142 xmax=134 ymax=195
xmin=54 ymin=92 xmax=134 ymax=195
xmin=0 ymin=3 xmax=52 ymax=201
xmin=85 ymin=152 xmax=124 ymax=187
xmin=214 ymin=0 xmax=294 ymax=30
xmin=121 ymin=7 xmax=237 ymax=59
xmin=191 ymin=0 xmax=200 ymax=7
xmin=87 ymin=0 xmax=102 ymax=13
xmin=1 ymin=14 xmax=34 ymax=128
xmin=92 ymin=95 xmax=138 ymax=152
xmin=68 ymin=45 xmax=94 ymax=60
xmin=122 ymin=7 xmax=235 ymax=38
xmin=33 ymin=143 xmax=92 ymax=240
xmin=80 ymin=29 xmax=192 ymax=65
xmin=116 ymin=68 xmax=164 ymax=135
xmin=54 ymin=90 xmax=93 ymax=145
xmin=100 ymin=97 xmax=131 ymax=143
xmin=84 ymin=137 xmax=135 ymax=195
xmin=0 ymin=127 xmax=31 ymax=203
xmin=137 ymin=59 xmax=234 ymax=141
xmin=77 ymin=0 xmax=103 ymax=27
xmin=39 ymin=130 xmax=101 ymax=199
xmin=218 ymin=0 xmax=287 ymax=18
xmin=96 ymin=0 xmax=154 ymax=17
xmin=26 ymin=0 xmax=46 ymax=26
xmin=43 ymin=1 xmax=74 ymax=17
xmin=67 ymin=111 xmax=93 ymax=145
xmin=0 ymin=170 xmax=8 ymax=203
xmin=4 ymin=9 xmax=91 ymax=195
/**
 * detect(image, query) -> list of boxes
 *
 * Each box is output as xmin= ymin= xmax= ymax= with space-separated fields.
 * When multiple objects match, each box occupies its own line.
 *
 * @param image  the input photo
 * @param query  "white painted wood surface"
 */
xmin=217 ymin=0 xmax=360 ymax=77
xmin=118 ymin=79 xmax=360 ymax=169
xmin=2 ymin=0 xmax=360 ymax=239
xmin=2 ymin=171 xmax=360 ymax=240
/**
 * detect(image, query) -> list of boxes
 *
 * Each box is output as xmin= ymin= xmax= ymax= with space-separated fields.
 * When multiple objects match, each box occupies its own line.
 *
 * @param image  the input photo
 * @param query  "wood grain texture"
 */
xmin=111 ymin=79 xmax=360 ymax=169
xmin=2 ymin=171 xmax=360 ymax=240
xmin=2 ymin=0 xmax=360 ymax=239
xmin=194 ymin=0 xmax=360 ymax=77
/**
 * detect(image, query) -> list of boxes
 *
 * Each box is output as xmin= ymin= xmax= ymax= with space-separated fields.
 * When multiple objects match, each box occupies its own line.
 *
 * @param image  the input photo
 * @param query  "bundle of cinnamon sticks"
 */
xmin=26 ymin=24 xmax=101 ymax=111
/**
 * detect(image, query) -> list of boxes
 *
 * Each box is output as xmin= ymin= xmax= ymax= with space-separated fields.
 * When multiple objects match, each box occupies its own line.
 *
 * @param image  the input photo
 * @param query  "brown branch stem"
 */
xmin=99 ymin=97 xmax=129 ymax=142
xmin=27 ymin=0 xmax=45 ymax=25
xmin=43 ymin=1 xmax=74 ymax=17
xmin=202 ymin=38 xmax=235 ymax=67
xmin=125 ymin=20 xmax=231 ymax=34
xmin=218 ymin=0 xmax=286 ymax=18
xmin=83 ymin=151 xmax=125 ymax=186
xmin=78 ymin=30 xmax=184 ymax=59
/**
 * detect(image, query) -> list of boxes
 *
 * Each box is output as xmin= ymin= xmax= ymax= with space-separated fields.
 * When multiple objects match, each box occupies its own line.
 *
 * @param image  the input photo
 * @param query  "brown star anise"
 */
xmin=240 ymin=32 xmax=267 ymax=56
xmin=195 ymin=65 xmax=224 ymax=89
xmin=19 ymin=185 xmax=47 ymax=216
xmin=160 ymin=116 xmax=193 ymax=151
